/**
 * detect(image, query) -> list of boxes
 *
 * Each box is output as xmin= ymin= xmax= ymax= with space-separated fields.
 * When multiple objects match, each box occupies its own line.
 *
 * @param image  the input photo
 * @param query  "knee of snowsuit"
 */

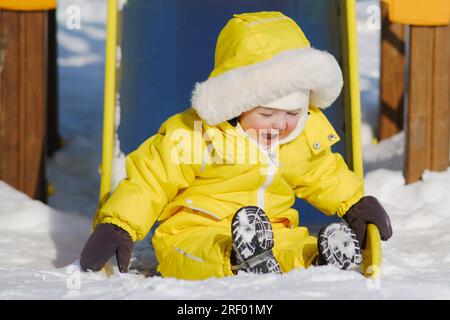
xmin=152 ymin=208 xmax=318 ymax=280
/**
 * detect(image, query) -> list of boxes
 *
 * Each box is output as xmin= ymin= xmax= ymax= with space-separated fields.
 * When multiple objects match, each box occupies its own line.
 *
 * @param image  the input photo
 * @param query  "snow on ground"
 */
xmin=2 ymin=168 xmax=450 ymax=300
xmin=1 ymin=0 xmax=449 ymax=299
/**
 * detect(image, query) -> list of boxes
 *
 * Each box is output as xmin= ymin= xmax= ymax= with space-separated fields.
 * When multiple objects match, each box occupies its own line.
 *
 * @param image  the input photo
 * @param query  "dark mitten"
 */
xmin=80 ymin=223 xmax=133 ymax=273
xmin=343 ymin=196 xmax=393 ymax=248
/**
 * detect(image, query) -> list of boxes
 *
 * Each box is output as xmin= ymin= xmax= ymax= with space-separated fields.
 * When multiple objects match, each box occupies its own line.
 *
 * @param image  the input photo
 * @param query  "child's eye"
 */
xmin=260 ymin=113 xmax=273 ymax=117
xmin=288 ymin=112 xmax=299 ymax=116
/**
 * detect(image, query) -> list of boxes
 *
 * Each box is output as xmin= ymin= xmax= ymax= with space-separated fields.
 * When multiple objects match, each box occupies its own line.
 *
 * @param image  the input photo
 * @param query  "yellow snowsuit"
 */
xmin=93 ymin=107 xmax=364 ymax=279
xmin=93 ymin=12 xmax=364 ymax=280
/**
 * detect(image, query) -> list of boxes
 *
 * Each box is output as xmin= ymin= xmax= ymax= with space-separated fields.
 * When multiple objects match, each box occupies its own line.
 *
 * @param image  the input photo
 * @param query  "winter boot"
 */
xmin=317 ymin=222 xmax=362 ymax=271
xmin=230 ymin=206 xmax=282 ymax=275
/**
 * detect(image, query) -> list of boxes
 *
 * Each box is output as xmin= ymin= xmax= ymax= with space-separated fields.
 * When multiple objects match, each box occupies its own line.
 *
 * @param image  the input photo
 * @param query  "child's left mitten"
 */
xmin=343 ymin=196 xmax=393 ymax=247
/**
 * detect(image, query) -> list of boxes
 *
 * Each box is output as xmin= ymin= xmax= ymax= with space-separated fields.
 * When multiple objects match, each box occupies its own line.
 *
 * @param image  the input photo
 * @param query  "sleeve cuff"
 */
xmin=337 ymin=190 xmax=365 ymax=218
xmin=94 ymin=216 xmax=138 ymax=242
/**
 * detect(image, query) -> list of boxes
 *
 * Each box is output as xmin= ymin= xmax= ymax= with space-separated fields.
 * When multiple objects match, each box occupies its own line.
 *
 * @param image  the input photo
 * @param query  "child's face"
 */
xmin=239 ymin=106 xmax=302 ymax=146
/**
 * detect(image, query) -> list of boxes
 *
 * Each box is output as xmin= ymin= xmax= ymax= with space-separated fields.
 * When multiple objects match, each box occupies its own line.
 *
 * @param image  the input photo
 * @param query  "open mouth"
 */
xmin=261 ymin=133 xmax=279 ymax=141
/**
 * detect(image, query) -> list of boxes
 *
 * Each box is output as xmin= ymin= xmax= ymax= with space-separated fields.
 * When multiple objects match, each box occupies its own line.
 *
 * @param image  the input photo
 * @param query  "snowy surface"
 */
xmin=1 ymin=0 xmax=449 ymax=299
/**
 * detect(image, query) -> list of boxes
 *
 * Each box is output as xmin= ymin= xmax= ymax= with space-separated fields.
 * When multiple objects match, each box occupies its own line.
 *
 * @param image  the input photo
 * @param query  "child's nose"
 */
xmin=272 ymin=119 xmax=287 ymax=132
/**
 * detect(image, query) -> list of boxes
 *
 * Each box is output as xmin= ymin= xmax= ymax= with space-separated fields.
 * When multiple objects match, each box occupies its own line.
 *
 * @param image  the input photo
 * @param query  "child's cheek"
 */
xmin=253 ymin=119 xmax=270 ymax=132
xmin=286 ymin=121 xmax=295 ymax=133
xmin=283 ymin=118 xmax=298 ymax=136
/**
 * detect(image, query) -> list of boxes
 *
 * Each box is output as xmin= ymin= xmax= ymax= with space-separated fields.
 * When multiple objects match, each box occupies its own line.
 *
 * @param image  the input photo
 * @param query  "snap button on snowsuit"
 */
xmin=313 ymin=142 xmax=321 ymax=150
xmin=328 ymin=134 xmax=336 ymax=141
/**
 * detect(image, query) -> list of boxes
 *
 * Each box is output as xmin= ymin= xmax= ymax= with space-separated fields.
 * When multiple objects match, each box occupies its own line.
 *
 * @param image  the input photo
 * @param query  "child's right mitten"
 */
xmin=80 ymin=223 xmax=133 ymax=273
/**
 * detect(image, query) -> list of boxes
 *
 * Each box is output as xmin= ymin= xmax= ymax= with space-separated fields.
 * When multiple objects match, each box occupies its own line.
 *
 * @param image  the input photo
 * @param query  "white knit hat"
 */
xmin=263 ymin=89 xmax=310 ymax=110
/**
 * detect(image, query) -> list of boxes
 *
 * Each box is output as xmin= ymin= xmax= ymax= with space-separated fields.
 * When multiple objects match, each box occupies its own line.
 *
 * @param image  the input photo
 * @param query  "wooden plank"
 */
xmin=0 ymin=11 xmax=4 ymax=73
xmin=429 ymin=25 xmax=449 ymax=171
xmin=0 ymin=10 xmax=47 ymax=200
xmin=379 ymin=1 xmax=406 ymax=140
xmin=19 ymin=12 xmax=26 ymax=192
xmin=0 ymin=10 xmax=21 ymax=189
xmin=22 ymin=11 xmax=47 ymax=199
xmin=405 ymin=26 xmax=434 ymax=184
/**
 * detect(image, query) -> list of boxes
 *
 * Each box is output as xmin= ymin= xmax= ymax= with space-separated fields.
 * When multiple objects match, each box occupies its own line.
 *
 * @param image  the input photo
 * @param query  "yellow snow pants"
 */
xmin=153 ymin=208 xmax=318 ymax=280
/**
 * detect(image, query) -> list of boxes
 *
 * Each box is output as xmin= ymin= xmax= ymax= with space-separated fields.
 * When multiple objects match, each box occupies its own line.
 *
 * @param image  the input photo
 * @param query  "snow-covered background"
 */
xmin=1 ymin=0 xmax=449 ymax=299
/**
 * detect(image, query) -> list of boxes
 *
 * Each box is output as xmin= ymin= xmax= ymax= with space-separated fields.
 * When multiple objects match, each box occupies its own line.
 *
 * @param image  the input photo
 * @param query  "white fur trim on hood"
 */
xmin=191 ymin=47 xmax=343 ymax=126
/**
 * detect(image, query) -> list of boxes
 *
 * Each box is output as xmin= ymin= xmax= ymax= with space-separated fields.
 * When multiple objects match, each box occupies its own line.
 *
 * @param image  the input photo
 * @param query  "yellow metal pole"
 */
xmin=97 ymin=0 xmax=118 ymax=277
xmin=344 ymin=0 xmax=364 ymax=179
xmin=99 ymin=0 xmax=117 ymax=207
xmin=342 ymin=0 xmax=381 ymax=279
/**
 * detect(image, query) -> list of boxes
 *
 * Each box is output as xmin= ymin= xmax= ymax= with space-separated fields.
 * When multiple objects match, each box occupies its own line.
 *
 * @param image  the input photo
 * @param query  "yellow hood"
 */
xmin=191 ymin=11 xmax=343 ymax=125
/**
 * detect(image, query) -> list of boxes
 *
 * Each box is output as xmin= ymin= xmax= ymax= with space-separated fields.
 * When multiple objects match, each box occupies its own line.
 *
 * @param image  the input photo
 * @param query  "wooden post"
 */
xmin=405 ymin=25 xmax=450 ymax=183
xmin=379 ymin=0 xmax=406 ymax=140
xmin=429 ymin=25 xmax=449 ymax=171
xmin=405 ymin=26 xmax=433 ymax=183
xmin=0 ymin=10 xmax=48 ymax=200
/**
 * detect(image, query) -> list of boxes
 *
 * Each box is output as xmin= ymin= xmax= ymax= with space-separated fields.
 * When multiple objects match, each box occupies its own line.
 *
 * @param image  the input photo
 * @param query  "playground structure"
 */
xmin=379 ymin=0 xmax=450 ymax=183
